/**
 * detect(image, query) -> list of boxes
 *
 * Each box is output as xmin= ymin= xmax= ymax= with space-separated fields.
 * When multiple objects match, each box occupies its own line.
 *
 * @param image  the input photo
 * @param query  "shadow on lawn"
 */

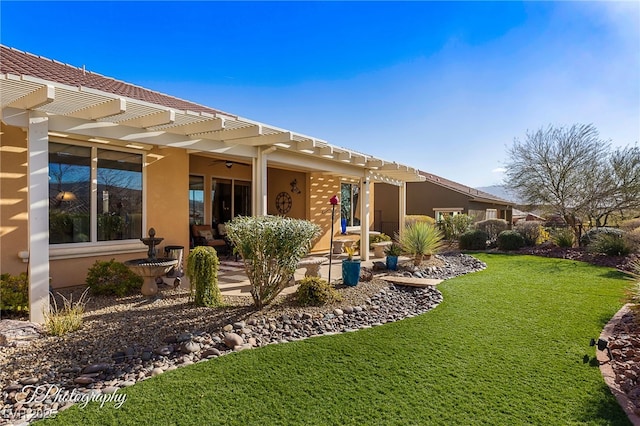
xmin=576 ymin=382 xmax=632 ymax=425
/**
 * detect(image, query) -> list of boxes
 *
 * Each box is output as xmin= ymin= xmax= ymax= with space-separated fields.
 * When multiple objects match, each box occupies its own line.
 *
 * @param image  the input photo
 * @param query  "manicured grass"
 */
xmin=43 ymin=254 xmax=631 ymax=425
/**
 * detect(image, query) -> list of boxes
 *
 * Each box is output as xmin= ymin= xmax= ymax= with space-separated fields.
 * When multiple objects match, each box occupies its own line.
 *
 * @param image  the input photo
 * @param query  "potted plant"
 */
xmin=384 ymin=243 xmax=403 ymax=271
xmin=341 ymin=245 xmax=361 ymax=286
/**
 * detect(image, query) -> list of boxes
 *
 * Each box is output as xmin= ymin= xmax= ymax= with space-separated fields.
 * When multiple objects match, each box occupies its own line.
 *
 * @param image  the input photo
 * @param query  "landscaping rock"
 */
xmin=224 ymin=333 xmax=244 ymax=348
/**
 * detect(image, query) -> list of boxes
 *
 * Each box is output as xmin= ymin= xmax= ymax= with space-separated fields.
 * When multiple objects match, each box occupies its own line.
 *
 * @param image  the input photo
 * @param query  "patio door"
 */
xmin=212 ymin=178 xmax=251 ymax=224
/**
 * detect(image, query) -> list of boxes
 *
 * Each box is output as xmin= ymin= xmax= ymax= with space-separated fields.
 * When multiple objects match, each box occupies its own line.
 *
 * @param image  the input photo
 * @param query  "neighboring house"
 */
xmin=375 ymin=172 xmax=513 ymax=237
xmin=512 ymin=209 xmax=545 ymax=224
xmin=0 ymin=45 xmax=425 ymax=322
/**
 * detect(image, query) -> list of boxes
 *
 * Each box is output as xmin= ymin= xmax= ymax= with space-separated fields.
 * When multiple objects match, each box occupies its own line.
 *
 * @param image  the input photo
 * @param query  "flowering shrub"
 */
xmin=0 ymin=273 xmax=29 ymax=313
xmin=226 ymin=216 xmax=320 ymax=309
xmin=515 ymin=221 xmax=547 ymax=246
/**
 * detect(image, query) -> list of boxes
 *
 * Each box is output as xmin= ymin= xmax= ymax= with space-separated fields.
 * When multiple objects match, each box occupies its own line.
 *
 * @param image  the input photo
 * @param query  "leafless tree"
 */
xmin=504 ymin=124 xmax=639 ymax=241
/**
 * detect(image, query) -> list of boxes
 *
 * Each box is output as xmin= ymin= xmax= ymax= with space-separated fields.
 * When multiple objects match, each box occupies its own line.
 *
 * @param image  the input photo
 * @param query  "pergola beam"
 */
xmin=164 ymin=116 xmax=225 ymax=135
xmin=7 ymin=84 xmax=55 ymax=109
xmin=202 ymin=124 xmax=262 ymax=140
xmin=119 ymin=109 xmax=175 ymax=128
xmin=232 ymin=131 xmax=294 ymax=147
xmin=67 ymin=98 xmax=126 ymax=120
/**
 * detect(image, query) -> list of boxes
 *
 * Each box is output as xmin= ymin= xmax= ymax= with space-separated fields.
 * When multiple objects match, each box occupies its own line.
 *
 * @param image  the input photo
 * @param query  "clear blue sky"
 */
xmin=2 ymin=1 xmax=638 ymax=188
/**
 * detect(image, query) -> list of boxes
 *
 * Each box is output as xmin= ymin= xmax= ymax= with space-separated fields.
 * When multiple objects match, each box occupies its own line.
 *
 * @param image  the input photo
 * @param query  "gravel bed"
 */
xmin=0 ymin=253 xmax=485 ymax=424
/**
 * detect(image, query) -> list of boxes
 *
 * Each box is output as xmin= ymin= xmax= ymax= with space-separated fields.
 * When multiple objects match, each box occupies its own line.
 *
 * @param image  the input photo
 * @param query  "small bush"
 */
xmin=475 ymin=219 xmax=509 ymax=243
xmin=497 ymin=230 xmax=525 ymax=251
xmin=45 ymin=288 xmax=89 ymax=336
xmin=440 ymin=214 xmax=473 ymax=240
xmin=580 ymin=227 xmax=623 ymax=247
xmin=186 ymin=246 xmax=222 ymax=307
xmin=459 ymin=230 xmax=488 ymax=250
xmin=296 ymin=277 xmax=342 ymax=307
xmin=86 ymin=259 xmax=143 ymax=296
xmin=0 ymin=273 xmax=29 ymax=313
xmin=405 ymin=215 xmax=436 ymax=227
xmin=552 ymin=228 xmax=575 ymax=248
xmin=515 ymin=221 xmax=546 ymax=246
xmin=589 ymin=233 xmax=632 ymax=256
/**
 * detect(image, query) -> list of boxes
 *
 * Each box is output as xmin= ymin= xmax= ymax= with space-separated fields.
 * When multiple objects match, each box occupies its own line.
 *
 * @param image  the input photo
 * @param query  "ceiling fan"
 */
xmin=209 ymin=159 xmax=249 ymax=169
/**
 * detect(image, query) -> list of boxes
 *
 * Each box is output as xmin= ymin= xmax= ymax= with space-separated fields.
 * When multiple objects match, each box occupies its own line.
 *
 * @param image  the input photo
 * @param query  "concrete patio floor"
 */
xmin=165 ymin=251 xmax=396 ymax=297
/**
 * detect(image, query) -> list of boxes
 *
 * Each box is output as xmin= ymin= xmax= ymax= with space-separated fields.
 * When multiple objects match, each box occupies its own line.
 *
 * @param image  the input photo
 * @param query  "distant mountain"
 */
xmin=476 ymin=185 xmax=521 ymax=204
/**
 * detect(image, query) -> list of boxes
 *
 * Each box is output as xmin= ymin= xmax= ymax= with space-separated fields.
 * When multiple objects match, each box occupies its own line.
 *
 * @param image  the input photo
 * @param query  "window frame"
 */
xmin=48 ymin=138 xmax=146 ymax=259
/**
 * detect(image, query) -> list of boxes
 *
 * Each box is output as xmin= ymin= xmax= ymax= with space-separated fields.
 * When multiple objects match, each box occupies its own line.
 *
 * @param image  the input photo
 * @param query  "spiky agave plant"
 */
xmin=398 ymin=221 xmax=444 ymax=266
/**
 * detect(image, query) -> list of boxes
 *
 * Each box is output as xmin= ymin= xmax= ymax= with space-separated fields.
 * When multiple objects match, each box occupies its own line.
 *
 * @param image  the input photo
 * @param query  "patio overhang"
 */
xmin=1 ymin=73 xmax=425 ymax=185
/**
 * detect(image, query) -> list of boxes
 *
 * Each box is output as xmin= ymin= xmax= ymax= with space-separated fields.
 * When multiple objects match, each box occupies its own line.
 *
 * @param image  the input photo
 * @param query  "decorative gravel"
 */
xmin=0 ymin=253 xmax=486 ymax=424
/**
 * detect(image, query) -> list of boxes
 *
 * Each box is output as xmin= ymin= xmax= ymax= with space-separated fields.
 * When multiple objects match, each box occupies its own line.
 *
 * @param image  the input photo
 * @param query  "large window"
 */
xmin=341 ymin=183 xmax=360 ymax=227
xmin=49 ymin=142 xmax=143 ymax=244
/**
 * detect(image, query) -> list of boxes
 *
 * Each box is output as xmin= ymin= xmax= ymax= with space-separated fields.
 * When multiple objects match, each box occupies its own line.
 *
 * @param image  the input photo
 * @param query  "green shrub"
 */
xmin=45 ymin=288 xmax=89 ymax=336
xmin=580 ymin=227 xmax=623 ymax=247
xmin=459 ymin=230 xmax=488 ymax=250
xmin=186 ymin=246 xmax=222 ymax=307
xmin=475 ymin=219 xmax=509 ymax=244
xmin=296 ymin=277 xmax=342 ymax=307
xmin=497 ymin=230 xmax=525 ymax=251
xmin=85 ymin=259 xmax=143 ymax=296
xmin=589 ymin=233 xmax=632 ymax=256
xmin=405 ymin=215 xmax=436 ymax=227
xmin=552 ymin=228 xmax=575 ymax=248
xmin=0 ymin=272 xmax=29 ymax=313
xmin=226 ymin=215 xmax=321 ymax=309
xmin=515 ymin=221 xmax=546 ymax=246
xmin=398 ymin=221 xmax=443 ymax=266
xmin=440 ymin=214 xmax=473 ymax=240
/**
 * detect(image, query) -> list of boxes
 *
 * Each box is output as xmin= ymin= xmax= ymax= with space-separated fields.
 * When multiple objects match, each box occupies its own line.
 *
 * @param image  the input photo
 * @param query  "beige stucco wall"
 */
xmin=266 ymin=168 xmax=307 ymax=218
xmin=0 ymin=123 xmax=29 ymax=277
xmin=145 ymin=147 xmax=190 ymax=259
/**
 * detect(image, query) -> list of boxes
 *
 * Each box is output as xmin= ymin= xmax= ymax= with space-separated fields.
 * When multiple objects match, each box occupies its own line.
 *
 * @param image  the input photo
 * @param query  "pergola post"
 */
xmin=28 ymin=113 xmax=50 ymax=324
xmin=360 ymin=172 xmax=371 ymax=261
xmin=398 ymin=181 xmax=407 ymax=239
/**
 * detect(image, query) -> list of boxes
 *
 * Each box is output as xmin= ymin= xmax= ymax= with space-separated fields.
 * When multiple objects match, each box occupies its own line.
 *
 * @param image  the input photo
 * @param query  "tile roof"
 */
xmin=0 ymin=45 xmax=236 ymax=118
xmin=418 ymin=171 xmax=513 ymax=204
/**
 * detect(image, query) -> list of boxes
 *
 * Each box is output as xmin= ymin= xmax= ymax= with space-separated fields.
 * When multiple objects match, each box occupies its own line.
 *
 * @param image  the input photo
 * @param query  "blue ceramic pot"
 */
xmin=342 ymin=259 xmax=361 ymax=286
xmin=386 ymin=255 xmax=398 ymax=271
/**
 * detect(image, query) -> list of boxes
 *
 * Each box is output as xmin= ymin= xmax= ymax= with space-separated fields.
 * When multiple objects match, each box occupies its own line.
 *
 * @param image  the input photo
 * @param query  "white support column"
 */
xmin=252 ymin=146 xmax=274 ymax=217
xmin=360 ymin=172 xmax=371 ymax=261
xmin=28 ymin=114 xmax=50 ymax=324
xmin=398 ymin=181 xmax=407 ymax=240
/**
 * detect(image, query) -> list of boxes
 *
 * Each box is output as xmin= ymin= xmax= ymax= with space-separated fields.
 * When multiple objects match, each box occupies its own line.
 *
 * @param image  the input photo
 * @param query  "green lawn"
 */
xmin=42 ymin=254 xmax=631 ymax=425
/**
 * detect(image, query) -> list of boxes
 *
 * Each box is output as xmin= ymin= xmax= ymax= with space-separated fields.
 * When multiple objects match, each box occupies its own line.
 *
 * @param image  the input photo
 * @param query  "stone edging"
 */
xmin=598 ymin=303 xmax=640 ymax=426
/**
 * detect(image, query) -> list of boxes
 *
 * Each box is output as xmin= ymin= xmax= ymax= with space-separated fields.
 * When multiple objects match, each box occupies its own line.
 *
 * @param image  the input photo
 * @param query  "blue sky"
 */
xmin=2 ymin=1 xmax=638 ymax=188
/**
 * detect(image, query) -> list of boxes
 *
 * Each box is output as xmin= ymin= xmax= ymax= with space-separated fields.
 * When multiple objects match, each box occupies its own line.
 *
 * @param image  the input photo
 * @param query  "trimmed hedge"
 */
xmin=497 ymin=230 xmax=525 ymax=251
xmin=459 ymin=230 xmax=488 ymax=250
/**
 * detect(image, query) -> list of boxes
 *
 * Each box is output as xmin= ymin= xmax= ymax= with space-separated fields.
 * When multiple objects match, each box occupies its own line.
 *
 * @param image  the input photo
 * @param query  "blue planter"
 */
xmin=342 ymin=259 xmax=361 ymax=286
xmin=386 ymin=255 xmax=398 ymax=271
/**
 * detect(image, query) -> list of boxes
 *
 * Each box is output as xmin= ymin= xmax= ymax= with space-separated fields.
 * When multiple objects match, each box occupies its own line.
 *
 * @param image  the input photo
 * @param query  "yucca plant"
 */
xmin=398 ymin=221 xmax=444 ymax=266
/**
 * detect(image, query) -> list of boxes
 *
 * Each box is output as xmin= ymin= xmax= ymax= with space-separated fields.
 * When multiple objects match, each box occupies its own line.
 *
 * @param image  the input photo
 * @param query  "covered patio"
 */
xmin=0 ymin=45 xmax=424 ymax=323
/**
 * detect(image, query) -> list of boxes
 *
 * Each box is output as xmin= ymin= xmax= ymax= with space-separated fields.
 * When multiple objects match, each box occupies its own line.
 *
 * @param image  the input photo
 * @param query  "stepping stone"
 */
xmin=378 ymin=275 xmax=442 ymax=288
